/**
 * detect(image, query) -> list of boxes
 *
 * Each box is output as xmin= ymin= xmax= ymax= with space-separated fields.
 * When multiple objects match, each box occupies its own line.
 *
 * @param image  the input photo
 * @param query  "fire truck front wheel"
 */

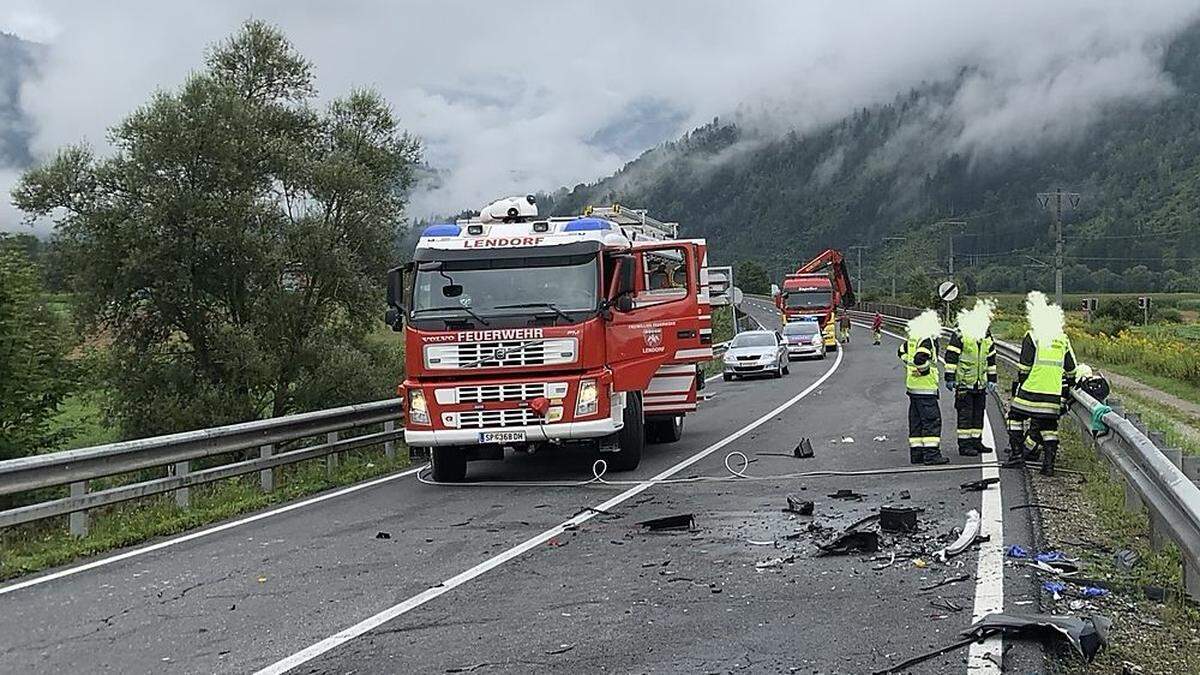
xmin=606 ymin=392 xmax=644 ymax=472
xmin=430 ymin=446 xmax=467 ymax=482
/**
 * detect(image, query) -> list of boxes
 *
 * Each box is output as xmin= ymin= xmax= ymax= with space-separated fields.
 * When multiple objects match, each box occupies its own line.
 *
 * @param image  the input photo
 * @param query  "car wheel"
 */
xmin=782 ymin=360 xmax=790 ymax=375
xmin=606 ymin=392 xmax=644 ymax=471
xmin=723 ymin=373 xmax=732 ymax=382
xmin=430 ymin=446 xmax=467 ymax=482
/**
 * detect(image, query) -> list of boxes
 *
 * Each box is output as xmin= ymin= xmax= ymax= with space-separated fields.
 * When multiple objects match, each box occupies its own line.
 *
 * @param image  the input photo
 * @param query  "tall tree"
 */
xmin=0 ymin=239 xmax=74 ymax=459
xmin=735 ymin=259 xmax=771 ymax=295
xmin=13 ymin=21 xmax=421 ymax=437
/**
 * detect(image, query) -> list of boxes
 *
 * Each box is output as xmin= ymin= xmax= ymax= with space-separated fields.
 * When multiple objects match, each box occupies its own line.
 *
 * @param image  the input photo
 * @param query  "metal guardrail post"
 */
xmin=69 ymin=481 xmax=88 ymax=537
xmin=384 ymin=421 xmax=396 ymax=461
xmin=326 ymin=431 xmax=339 ymax=474
xmin=260 ymin=444 xmax=274 ymax=492
xmin=173 ymin=461 xmax=190 ymax=508
xmin=1182 ymin=455 xmax=1200 ymax=487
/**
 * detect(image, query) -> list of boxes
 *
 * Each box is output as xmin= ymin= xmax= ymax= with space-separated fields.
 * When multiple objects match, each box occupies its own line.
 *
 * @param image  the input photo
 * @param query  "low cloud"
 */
xmin=1 ymin=0 xmax=1197 ymax=231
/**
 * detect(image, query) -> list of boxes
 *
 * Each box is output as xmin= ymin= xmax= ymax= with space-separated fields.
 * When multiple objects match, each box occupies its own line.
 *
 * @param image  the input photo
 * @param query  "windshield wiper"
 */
xmin=493 ymin=302 xmax=574 ymax=322
xmin=411 ymin=305 xmax=490 ymax=326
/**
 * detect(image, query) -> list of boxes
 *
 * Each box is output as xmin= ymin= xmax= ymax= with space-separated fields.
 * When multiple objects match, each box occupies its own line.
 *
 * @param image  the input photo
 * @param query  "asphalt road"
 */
xmin=0 ymin=299 xmax=1047 ymax=674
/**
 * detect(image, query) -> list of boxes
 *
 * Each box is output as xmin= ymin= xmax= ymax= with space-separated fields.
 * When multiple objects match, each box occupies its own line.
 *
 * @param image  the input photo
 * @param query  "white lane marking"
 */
xmin=0 ymin=465 xmax=427 ymax=597
xmin=857 ymin=319 xmax=1006 ymax=672
xmin=255 ymin=347 xmax=846 ymax=674
xmin=967 ymin=409 xmax=1004 ymax=673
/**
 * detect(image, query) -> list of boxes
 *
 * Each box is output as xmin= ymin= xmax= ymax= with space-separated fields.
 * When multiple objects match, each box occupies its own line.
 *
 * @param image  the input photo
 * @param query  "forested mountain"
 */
xmin=0 ymin=32 xmax=38 ymax=169
xmin=544 ymin=22 xmax=1200 ymax=294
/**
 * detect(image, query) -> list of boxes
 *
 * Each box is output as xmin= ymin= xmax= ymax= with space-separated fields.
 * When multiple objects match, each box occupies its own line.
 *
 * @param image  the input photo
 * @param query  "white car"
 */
xmin=782 ymin=320 xmax=827 ymax=360
xmin=722 ymin=330 xmax=789 ymax=381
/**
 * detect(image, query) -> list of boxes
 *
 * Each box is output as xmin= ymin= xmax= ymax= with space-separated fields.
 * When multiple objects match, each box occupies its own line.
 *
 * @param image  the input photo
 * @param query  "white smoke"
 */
xmin=1025 ymin=290 xmax=1066 ymax=343
xmin=956 ymin=298 xmax=996 ymax=342
xmin=906 ymin=309 xmax=944 ymax=343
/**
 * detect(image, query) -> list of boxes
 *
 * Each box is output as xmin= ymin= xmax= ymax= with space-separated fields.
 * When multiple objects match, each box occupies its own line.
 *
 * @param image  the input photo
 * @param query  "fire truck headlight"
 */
xmin=408 ymin=390 xmax=430 ymax=425
xmin=576 ymin=380 xmax=599 ymax=417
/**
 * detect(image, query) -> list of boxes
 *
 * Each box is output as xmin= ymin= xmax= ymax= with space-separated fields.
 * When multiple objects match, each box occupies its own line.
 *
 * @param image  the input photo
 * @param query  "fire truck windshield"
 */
xmin=785 ymin=290 xmax=832 ymax=309
xmin=411 ymin=253 xmax=598 ymax=322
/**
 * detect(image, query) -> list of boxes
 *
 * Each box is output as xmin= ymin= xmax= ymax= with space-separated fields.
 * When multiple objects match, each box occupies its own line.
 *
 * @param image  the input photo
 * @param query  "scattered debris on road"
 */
xmin=817 ymin=529 xmax=880 ymax=556
xmin=873 ymin=435 xmax=888 ymax=442
xmin=934 ymin=509 xmax=980 ymax=561
xmin=879 ymin=505 xmax=920 ymax=533
xmin=638 ymin=514 xmax=695 ymax=532
xmin=1113 ymin=548 xmax=1140 ymax=571
xmin=930 ymin=598 xmax=964 ymax=613
xmin=919 ymin=573 xmax=972 ymax=591
xmin=375 ymin=531 xmax=391 ymax=539
xmin=1009 ymin=502 xmax=1069 ymax=513
xmin=839 ymin=436 xmax=855 ymax=443
xmin=783 ymin=495 xmax=814 ymax=515
xmin=960 ymin=477 xmax=1000 ymax=491
xmin=827 ymin=489 xmax=864 ymax=501
xmin=794 ymin=437 xmax=814 ymax=458
xmin=545 ymin=644 xmax=575 ymax=656
xmin=963 ymin=612 xmax=1112 ymax=662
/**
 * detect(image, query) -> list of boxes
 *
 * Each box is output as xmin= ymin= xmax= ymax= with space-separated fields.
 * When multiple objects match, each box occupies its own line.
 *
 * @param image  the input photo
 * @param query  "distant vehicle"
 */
xmin=722 ymin=330 xmax=789 ymax=381
xmin=782 ymin=320 xmax=827 ymax=360
xmin=773 ymin=248 xmax=856 ymax=347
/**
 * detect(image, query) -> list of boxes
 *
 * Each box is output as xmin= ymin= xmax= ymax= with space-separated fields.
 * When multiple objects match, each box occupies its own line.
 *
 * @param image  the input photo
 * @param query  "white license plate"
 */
xmin=479 ymin=430 xmax=526 ymax=444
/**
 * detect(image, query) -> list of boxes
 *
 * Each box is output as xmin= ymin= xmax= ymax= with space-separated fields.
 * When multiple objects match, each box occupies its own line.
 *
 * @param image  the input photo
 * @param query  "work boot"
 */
xmin=978 ymin=441 xmax=993 ymax=454
xmin=909 ymin=448 xmax=924 ymax=465
xmin=923 ymin=450 xmax=950 ymax=466
xmin=958 ymin=445 xmax=979 ymax=457
xmin=1041 ymin=447 xmax=1057 ymax=476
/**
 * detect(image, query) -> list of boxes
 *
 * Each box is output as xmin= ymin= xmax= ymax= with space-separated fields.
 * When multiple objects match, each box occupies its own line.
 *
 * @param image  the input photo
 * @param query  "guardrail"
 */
xmin=851 ymin=305 xmax=1200 ymax=597
xmin=0 ymin=400 xmax=403 ymax=537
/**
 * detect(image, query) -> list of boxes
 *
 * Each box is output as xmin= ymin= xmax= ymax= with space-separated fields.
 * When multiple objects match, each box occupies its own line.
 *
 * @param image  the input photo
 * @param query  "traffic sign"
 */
xmin=937 ymin=281 xmax=959 ymax=303
xmin=732 ymin=287 xmax=744 ymax=307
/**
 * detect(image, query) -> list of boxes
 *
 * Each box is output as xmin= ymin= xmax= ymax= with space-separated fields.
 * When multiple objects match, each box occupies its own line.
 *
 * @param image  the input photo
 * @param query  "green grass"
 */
xmin=1109 ymin=389 xmax=1200 ymax=455
xmin=1050 ymin=425 xmax=1200 ymax=674
xmin=1092 ymin=361 xmax=1200 ymax=409
xmin=46 ymin=392 xmax=118 ymax=451
xmin=0 ymin=447 xmax=410 ymax=582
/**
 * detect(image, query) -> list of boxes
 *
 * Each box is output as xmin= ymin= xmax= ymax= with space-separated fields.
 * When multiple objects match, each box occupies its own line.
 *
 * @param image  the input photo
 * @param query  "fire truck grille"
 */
xmin=424 ymin=338 xmax=577 ymax=370
xmin=456 ymin=382 xmax=548 ymax=403
xmin=456 ymin=408 xmax=540 ymax=429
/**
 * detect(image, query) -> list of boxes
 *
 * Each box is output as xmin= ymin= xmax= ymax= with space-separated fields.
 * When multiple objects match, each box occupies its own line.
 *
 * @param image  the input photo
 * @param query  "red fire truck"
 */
xmin=386 ymin=197 xmax=720 ymax=481
xmin=774 ymin=249 xmax=856 ymax=347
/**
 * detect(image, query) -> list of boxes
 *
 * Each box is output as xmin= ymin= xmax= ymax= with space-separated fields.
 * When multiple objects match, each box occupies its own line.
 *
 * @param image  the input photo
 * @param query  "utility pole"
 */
xmin=934 ymin=219 xmax=967 ymax=280
xmin=883 ymin=236 xmax=907 ymax=300
xmin=848 ymin=245 xmax=869 ymax=299
xmin=1036 ymin=188 xmax=1081 ymax=307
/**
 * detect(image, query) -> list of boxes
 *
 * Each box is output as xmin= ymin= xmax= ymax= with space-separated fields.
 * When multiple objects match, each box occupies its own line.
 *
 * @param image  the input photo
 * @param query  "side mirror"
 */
xmin=611 ymin=254 xmax=637 ymax=313
xmin=385 ymin=266 xmax=406 ymax=331
xmin=442 ymin=284 xmax=463 ymax=298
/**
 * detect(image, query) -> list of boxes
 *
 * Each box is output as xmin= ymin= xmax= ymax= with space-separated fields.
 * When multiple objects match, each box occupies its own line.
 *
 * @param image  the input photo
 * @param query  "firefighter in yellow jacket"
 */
xmin=898 ymin=309 xmax=948 ymax=465
xmin=1007 ymin=292 xmax=1077 ymax=476
xmin=944 ymin=300 xmax=998 ymax=456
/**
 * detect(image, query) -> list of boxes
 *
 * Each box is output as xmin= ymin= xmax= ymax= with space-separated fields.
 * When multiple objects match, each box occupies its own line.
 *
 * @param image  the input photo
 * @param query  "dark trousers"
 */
xmin=1006 ymin=408 xmax=1059 ymax=458
xmin=908 ymin=394 xmax=941 ymax=450
xmin=955 ymin=389 xmax=986 ymax=451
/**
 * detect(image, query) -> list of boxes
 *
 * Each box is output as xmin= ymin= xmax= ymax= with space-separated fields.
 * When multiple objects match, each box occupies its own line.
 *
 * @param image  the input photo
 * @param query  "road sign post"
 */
xmin=937 ymin=280 xmax=959 ymax=323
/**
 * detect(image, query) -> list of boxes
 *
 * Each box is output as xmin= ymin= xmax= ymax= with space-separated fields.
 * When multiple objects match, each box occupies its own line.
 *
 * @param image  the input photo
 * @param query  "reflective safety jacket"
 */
xmin=944 ymin=331 xmax=997 ymax=389
xmin=1012 ymin=332 xmax=1077 ymax=418
xmin=898 ymin=336 xmax=939 ymax=396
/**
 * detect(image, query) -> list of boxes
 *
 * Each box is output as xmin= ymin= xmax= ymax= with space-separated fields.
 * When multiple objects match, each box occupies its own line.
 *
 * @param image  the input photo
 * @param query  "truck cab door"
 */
xmin=606 ymin=242 xmax=707 ymax=392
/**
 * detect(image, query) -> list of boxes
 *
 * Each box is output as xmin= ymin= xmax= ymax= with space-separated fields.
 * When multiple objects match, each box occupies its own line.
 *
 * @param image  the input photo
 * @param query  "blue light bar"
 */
xmin=422 ymin=223 xmax=461 ymax=237
xmin=563 ymin=217 xmax=612 ymax=232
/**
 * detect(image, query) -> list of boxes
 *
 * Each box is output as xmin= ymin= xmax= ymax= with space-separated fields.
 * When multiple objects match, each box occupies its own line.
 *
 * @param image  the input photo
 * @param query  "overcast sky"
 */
xmin=2 ymin=0 xmax=1198 ymax=231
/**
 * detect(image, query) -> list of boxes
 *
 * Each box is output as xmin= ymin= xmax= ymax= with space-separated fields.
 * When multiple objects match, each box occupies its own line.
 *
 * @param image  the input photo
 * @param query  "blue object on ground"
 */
xmin=1005 ymin=544 xmax=1029 ymax=558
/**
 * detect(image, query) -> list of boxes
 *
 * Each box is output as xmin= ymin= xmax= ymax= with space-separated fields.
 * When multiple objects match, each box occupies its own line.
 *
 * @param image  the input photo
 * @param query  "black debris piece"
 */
xmin=446 ymin=663 xmax=490 ymax=673
xmin=1009 ymin=503 xmax=1069 ymax=513
xmin=880 ymin=505 xmax=921 ymax=533
xmin=872 ymin=636 xmax=978 ymax=674
xmin=784 ymin=495 xmax=814 ymax=515
xmin=828 ymin=489 xmax=864 ymax=501
xmin=930 ymin=599 xmax=964 ymax=613
xmin=898 ymin=490 xmax=911 ymax=500
xmin=794 ymin=437 xmax=815 ymax=458
xmin=375 ymin=531 xmax=391 ymax=539
xmin=961 ymin=477 xmax=1001 ymax=491
xmin=638 ymin=514 xmax=695 ymax=532
xmin=1114 ymin=549 xmax=1140 ymax=572
xmin=919 ymin=573 xmax=972 ymax=591
xmin=962 ymin=612 xmax=1112 ymax=662
xmin=817 ymin=530 xmax=880 ymax=556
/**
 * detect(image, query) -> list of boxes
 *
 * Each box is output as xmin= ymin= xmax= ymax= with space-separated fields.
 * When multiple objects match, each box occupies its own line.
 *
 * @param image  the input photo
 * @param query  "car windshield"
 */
xmin=785 ymin=290 xmax=832 ymax=309
xmin=412 ymin=253 xmax=598 ymax=317
xmin=783 ymin=322 xmax=819 ymax=335
xmin=731 ymin=333 xmax=776 ymax=348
